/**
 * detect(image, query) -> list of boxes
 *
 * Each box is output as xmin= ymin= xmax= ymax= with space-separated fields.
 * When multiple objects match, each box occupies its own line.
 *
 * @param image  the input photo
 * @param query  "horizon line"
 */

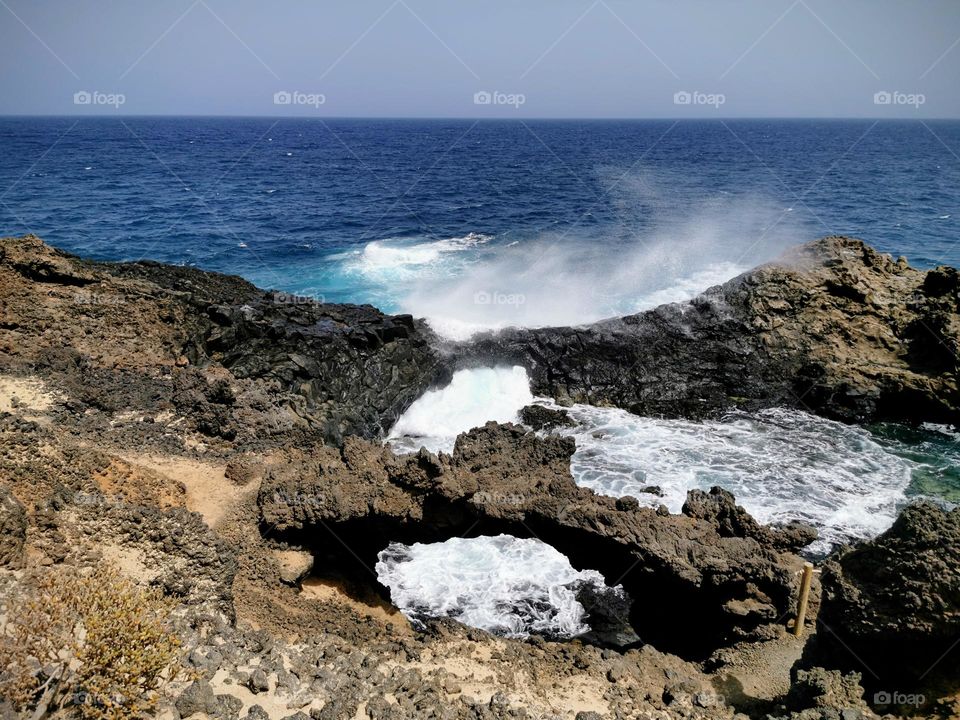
xmin=1 ymin=114 xmax=959 ymax=122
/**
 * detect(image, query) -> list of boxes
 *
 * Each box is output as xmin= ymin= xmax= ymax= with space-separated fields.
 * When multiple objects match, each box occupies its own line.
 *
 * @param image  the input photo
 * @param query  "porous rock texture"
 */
xmin=811 ymin=502 xmax=960 ymax=689
xmin=2 ymin=233 xmax=958 ymax=718
xmin=259 ymin=421 xmax=816 ymax=657
xmin=0 ymin=234 xmax=447 ymax=447
xmin=463 ymin=237 xmax=960 ymax=426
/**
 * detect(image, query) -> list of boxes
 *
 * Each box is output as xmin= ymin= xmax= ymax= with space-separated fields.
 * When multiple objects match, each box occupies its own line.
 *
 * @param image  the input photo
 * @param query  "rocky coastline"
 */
xmin=1 ymin=234 xmax=958 ymax=719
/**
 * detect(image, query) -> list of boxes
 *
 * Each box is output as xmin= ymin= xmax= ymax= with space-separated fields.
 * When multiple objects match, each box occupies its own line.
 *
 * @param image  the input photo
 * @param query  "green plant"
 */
xmin=0 ymin=565 xmax=184 ymax=719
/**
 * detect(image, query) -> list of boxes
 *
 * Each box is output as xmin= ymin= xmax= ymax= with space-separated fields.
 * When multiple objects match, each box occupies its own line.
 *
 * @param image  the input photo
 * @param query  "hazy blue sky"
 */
xmin=1 ymin=0 xmax=958 ymax=117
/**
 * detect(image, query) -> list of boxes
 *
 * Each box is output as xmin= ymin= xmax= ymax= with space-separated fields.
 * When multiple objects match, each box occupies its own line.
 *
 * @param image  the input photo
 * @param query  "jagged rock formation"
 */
xmin=259 ymin=422 xmax=815 ymax=658
xmin=812 ymin=502 xmax=960 ymax=690
xmin=3 ymin=233 xmax=959 ymax=717
xmin=462 ymin=237 xmax=960 ymax=426
xmin=0 ymin=235 xmax=447 ymax=446
xmin=3 ymin=234 xmax=958 ymax=441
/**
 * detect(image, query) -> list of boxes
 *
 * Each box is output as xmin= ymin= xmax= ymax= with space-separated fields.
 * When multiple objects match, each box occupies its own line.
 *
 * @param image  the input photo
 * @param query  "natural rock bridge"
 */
xmin=258 ymin=422 xmax=816 ymax=658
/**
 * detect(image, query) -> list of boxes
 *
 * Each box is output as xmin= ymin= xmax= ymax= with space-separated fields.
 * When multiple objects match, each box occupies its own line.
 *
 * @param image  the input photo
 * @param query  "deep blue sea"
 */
xmin=3 ymin=117 xmax=959 ymax=632
xmin=1 ymin=118 xmax=958 ymax=325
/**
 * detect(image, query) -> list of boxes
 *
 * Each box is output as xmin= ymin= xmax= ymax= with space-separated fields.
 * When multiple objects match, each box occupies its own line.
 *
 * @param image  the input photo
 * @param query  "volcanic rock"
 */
xmin=259 ymin=421 xmax=811 ymax=657
xmin=462 ymin=237 xmax=960 ymax=426
xmin=813 ymin=502 xmax=960 ymax=689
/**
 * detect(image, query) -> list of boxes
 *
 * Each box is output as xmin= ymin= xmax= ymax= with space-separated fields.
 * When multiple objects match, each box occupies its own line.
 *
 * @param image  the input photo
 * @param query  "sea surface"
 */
xmin=3 ymin=117 xmax=959 ymax=637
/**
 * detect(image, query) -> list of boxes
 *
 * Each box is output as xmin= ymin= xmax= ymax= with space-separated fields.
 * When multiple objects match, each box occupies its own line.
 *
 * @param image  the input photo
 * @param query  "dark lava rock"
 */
xmin=683 ymin=487 xmax=818 ymax=553
xmin=461 ymin=237 xmax=960 ymax=427
xmin=260 ymin=422 xmax=806 ymax=658
xmin=519 ymin=404 xmax=575 ymax=430
xmin=247 ymin=668 xmax=270 ymax=694
xmin=813 ymin=502 xmax=960 ymax=688
xmin=215 ymin=694 xmax=243 ymax=720
xmin=176 ymin=680 xmax=218 ymax=718
xmin=575 ymin=583 xmax=641 ymax=649
xmin=0 ymin=235 xmax=448 ymax=447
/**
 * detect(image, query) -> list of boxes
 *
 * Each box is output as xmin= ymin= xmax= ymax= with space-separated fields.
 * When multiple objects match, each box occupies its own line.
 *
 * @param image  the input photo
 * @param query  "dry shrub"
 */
xmin=0 ymin=564 xmax=184 ymax=719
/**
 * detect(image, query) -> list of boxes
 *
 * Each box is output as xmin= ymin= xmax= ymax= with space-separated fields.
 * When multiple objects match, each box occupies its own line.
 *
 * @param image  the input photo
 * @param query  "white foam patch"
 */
xmin=544 ymin=403 xmax=914 ymax=554
xmin=387 ymin=366 xmax=532 ymax=454
xmin=375 ymin=535 xmax=613 ymax=639
xmin=627 ymin=261 xmax=745 ymax=309
xmin=342 ymin=233 xmax=490 ymax=280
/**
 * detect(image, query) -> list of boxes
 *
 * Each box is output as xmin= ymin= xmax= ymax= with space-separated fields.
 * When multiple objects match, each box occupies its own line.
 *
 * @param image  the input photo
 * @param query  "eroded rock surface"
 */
xmin=0 ymin=234 xmax=447 ymax=447
xmin=259 ymin=422 xmax=811 ymax=657
xmin=463 ymin=237 xmax=960 ymax=426
xmin=813 ymin=502 xmax=960 ymax=689
xmin=3 ymin=233 xmax=958 ymax=718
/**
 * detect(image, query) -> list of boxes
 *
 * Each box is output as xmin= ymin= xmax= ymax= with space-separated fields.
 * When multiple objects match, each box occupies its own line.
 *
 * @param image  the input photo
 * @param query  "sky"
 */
xmin=0 ymin=0 xmax=958 ymax=118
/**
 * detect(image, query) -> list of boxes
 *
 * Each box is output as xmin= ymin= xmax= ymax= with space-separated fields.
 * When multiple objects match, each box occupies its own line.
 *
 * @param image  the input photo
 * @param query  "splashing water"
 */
xmin=548 ymin=402 xmax=917 ymax=555
xmin=386 ymin=366 xmax=532 ymax=454
xmin=375 ymin=535 xmax=616 ymax=639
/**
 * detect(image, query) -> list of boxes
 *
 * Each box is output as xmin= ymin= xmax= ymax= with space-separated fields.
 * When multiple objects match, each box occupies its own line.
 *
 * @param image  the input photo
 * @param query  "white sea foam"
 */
xmin=398 ymin=194 xmax=806 ymax=340
xmin=386 ymin=366 xmax=532 ymax=454
xmin=383 ymin=368 xmax=924 ymax=636
xmin=547 ymin=402 xmax=914 ymax=554
xmin=343 ymin=233 xmax=491 ymax=279
xmin=400 ymin=240 xmax=752 ymax=341
xmin=375 ymin=535 xmax=612 ymax=639
xmin=387 ymin=371 xmax=914 ymax=554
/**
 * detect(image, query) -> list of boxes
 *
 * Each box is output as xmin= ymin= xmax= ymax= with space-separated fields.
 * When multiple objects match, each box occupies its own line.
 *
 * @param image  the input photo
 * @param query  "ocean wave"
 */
xmin=549 ymin=402 xmax=914 ymax=555
xmin=387 ymin=367 xmax=919 ymax=554
xmin=386 ymin=366 xmax=531 ymax=454
xmin=343 ymin=233 xmax=491 ymax=277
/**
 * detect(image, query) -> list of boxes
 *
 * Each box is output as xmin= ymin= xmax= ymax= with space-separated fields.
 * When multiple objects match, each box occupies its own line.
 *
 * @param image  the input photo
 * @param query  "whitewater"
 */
xmin=377 ymin=364 xmax=949 ymax=639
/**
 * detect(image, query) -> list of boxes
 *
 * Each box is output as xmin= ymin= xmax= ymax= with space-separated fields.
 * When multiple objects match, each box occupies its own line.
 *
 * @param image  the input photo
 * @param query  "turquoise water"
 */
xmin=873 ymin=424 xmax=960 ymax=503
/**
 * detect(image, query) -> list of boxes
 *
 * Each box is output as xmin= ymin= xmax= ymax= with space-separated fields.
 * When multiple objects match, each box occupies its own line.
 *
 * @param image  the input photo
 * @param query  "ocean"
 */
xmin=3 ymin=117 xmax=959 ymax=637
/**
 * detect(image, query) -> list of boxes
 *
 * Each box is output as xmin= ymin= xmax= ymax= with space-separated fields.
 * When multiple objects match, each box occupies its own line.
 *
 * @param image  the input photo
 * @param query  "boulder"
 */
xmin=176 ymin=680 xmax=218 ymax=718
xmin=814 ymin=502 xmax=960 ymax=688
xmin=519 ymin=404 xmax=575 ymax=430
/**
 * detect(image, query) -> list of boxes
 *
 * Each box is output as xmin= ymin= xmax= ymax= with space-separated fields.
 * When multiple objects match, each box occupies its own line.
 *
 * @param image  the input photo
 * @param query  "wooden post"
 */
xmin=794 ymin=562 xmax=814 ymax=637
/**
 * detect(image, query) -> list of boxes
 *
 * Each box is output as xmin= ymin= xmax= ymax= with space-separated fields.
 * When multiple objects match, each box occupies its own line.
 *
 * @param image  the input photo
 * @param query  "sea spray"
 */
xmin=386 ymin=366 xmax=532 ymax=454
xmin=398 ymin=193 xmax=806 ymax=340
